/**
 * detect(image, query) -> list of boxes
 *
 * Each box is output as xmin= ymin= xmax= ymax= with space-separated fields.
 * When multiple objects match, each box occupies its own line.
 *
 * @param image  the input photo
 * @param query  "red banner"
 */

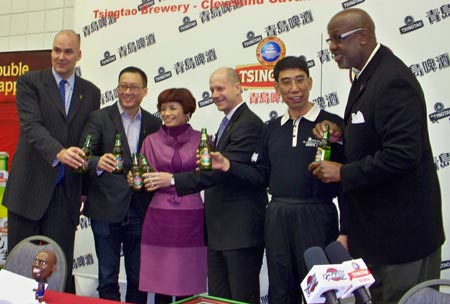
xmin=0 ymin=50 xmax=51 ymax=169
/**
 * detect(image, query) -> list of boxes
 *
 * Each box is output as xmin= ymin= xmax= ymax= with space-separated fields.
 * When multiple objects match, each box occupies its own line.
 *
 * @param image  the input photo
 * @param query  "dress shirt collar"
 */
xmin=223 ymin=101 xmax=244 ymax=121
xmin=117 ymin=102 xmax=142 ymax=120
xmin=52 ymin=68 xmax=75 ymax=88
xmin=352 ymin=43 xmax=381 ymax=80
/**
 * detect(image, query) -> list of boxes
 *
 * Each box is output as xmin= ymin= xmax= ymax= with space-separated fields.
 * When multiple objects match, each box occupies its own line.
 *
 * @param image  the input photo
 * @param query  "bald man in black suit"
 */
xmin=309 ymin=9 xmax=444 ymax=304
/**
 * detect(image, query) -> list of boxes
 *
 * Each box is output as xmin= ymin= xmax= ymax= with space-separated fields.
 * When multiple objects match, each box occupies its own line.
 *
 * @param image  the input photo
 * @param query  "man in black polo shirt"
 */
xmin=212 ymin=56 xmax=345 ymax=304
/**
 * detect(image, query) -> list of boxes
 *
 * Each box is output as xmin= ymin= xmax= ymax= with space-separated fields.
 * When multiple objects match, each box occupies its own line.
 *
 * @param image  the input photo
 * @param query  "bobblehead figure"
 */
xmin=31 ymin=249 xmax=57 ymax=303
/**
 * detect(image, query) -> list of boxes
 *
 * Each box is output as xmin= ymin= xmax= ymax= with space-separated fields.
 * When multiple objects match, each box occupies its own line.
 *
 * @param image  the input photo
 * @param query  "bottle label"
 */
xmin=315 ymin=148 xmax=325 ymax=162
xmin=115 ymin=155 xmax=124 ymax=170
xmin=133 ymin=175 xmax=143 ymax=189
xmin=200 ymin=148 xmax=211 ymax=167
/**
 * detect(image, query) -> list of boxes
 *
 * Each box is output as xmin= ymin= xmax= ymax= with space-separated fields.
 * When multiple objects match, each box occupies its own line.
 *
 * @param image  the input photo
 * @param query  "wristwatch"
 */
xmin=170 ymin=177 xmax=175 ymax=186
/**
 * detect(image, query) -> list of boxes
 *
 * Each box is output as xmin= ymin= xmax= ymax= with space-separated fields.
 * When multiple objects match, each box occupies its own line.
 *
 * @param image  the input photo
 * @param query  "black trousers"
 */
xmin=265 ymin=197 xmax=339 ymax=304
xmin=207 ymin=246 xmax=264 ymax=304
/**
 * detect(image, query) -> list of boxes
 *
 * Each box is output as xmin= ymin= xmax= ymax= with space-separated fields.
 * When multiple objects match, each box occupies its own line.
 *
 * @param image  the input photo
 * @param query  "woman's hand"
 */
xmin=143 ymin=172 xmax=173 ymax=191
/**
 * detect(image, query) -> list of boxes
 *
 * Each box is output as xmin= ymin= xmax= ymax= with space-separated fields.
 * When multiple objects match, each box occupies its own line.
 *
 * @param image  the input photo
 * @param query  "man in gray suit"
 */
xmin=79 ymin=66 xmax=161 ymax=304
xmin=2 ymin=30 xmax=101 ymax=292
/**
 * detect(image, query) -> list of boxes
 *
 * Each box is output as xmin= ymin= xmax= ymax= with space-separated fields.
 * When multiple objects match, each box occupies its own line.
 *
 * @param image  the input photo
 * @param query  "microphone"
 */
xmin=325 ymin=241 xmax=374 ymax=304
xmin=302 ymin=246 xmax=346 ymax=304
xmin=304 ymin=246 xmax=330 ymax=271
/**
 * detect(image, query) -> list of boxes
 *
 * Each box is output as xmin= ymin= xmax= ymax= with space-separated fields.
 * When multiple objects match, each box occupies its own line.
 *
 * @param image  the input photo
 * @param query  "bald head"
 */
xmin=39 ymin=249 xmax=57 ymax=265
xmin=51 ymin=29 xmax=82 ymax=79
xmin=32 ymin=249 xmax=57 ymax=281
xmin=330 ymin=8 xmax=376 ymax=38
xmin=210 ymin=67 xmax=241 ymax=84
xmin=53 ymin=30 xmax=81 ymax=49
xmin=327 ymin=8 xmax=378 ymax=70
xmin=209 ymin=67 xmax=243 ymax=115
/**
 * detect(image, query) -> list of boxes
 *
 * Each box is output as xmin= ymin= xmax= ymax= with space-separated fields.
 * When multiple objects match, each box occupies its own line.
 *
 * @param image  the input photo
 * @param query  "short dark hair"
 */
xmin=118 ymin=66 xmax=148 ymax=88
xmin=157 ymin=88 xmax=196 ymax=115
xmin=273 ymin=56 xmax=310 ymax=81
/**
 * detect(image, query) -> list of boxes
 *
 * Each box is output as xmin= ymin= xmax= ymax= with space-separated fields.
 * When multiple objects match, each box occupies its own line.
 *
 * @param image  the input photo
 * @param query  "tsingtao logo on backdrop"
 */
xmin=242 ymin=31 xmax=263 ymax=48
xmin=154 ymin=67 xmax=173 ymax=83
xmin=137 ymin=0 xmax=155 ymax=11
xmin=399 ymin=16 xmax=424 ymax=34
xmin=198 ymin=91 xmax=214 ymax=108
xmin=256 ymin=36 xmax=286 ymax=68
xmin=179 ymin=16 xmax=198 ymax=32
xmin=429 ymin=102 xmax=450 ymax=123
xmin=341 ymin=0 xmax=365 ymax=9
xmin=265 ymin=110 xmax=279 ymax=124
xmin=100 ymin=51 xmax=117 ymax=66
xmin=299 ymin=55 xmax=316 ymax=69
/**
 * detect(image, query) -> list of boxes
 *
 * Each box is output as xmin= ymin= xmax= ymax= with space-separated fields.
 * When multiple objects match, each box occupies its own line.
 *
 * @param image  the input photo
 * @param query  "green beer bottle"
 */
xmin=75 ymin=134 xmax=92 ymax=174
xmin=139 ymin=154 xmax=154 ymax=173
xmin=112 ymin=133 xmax=124 ymax=174
xmin=131 ymin=153 xmax=143 ymax=191
xmin=199 ymin=128 xmax=212 ymax=171
xmin=0 ymin=152 xmax=8 ymax=186
xmin=314 ymin=124 xmax=331 ymax=162
xmin=0 ymin=152 xmax=8 ymax=171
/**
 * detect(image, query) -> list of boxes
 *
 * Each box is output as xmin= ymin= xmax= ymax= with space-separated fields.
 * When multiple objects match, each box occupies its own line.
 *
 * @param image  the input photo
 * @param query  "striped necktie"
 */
xmin=59 ymin=80 xmax=67 ymax=112
xmin=56 ymin=80 xmax=67 ymax=184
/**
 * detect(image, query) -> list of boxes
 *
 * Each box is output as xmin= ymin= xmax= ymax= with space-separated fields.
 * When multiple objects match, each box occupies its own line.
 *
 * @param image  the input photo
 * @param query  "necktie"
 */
xmin=216 ymin=116 xmax=229 ymax=145
xmin=56 ymin=80 xmax=67 ymax=184
xmin=59 ymin=80 xmax=67 ymax=112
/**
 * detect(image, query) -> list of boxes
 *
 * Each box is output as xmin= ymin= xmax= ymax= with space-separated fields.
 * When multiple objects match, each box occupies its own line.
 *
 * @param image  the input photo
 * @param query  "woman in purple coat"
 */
xmin=138 ymin=88 xmax=206 ymax=303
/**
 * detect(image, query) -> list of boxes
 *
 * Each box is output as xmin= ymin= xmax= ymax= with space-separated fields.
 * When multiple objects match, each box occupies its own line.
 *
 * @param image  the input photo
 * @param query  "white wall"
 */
xmin=0 ymin=0 xmax=74 ymax=51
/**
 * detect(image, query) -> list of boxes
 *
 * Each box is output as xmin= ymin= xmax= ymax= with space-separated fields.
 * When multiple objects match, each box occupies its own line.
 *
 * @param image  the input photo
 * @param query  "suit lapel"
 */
xmin=44 ymin=70 xmax=66 ymax=119
xmin=345 ymin=77 xmax=367 ymax=121
xmin=137 ymin=110 xmax=151 ymax=152
xmin=344 ymin=45 xmax=388 ymax=122
xmin=67 ymin=76 xmax=84 ymax=124
xmin=215 ymin=103 xmax=247 ymax=149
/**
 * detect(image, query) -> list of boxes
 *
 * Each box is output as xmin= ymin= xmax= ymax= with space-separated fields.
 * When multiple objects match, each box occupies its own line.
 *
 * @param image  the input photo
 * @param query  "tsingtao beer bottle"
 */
xmin=199 ymin=128 xmax=212 ymax=171
xmin=131 ymin=153 xmax=143 ymax=191
xmin=314 ymin=124 xmax=331 ymax=162
xmin=112 ymin=133 xmax=124 ymax=174
xmin=139 ymin=154 xmax=154 ymax=174
xmin=75 ymin=134 xmax=92 ymax=174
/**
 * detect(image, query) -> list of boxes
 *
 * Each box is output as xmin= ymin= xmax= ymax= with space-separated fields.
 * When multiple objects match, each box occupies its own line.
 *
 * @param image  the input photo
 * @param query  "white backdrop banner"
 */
xmin=72 ymin=0 xmax=450 ymax=302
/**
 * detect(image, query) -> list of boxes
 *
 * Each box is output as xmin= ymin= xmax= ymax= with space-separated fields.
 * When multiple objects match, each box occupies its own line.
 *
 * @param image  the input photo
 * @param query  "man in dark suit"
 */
xmin=146 ymin=67 xmax=268 ymax=304
xmin=309 ymin=8 xmax=445 ymax=304
xmin=2 ymin=30 xmax=100 ymax=292
xmin=80 ymin=66 xmax=161 ymax=304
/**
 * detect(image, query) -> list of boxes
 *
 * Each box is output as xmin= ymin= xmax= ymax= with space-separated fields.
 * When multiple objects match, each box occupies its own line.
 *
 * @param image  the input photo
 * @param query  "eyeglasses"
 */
xmin=326 ymin=28 xmax=364 ymax=45
xmin=117 ymin=84 xmax=144 ymax=93
xmin=33 ymin=258 xmax=48 ymax=267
